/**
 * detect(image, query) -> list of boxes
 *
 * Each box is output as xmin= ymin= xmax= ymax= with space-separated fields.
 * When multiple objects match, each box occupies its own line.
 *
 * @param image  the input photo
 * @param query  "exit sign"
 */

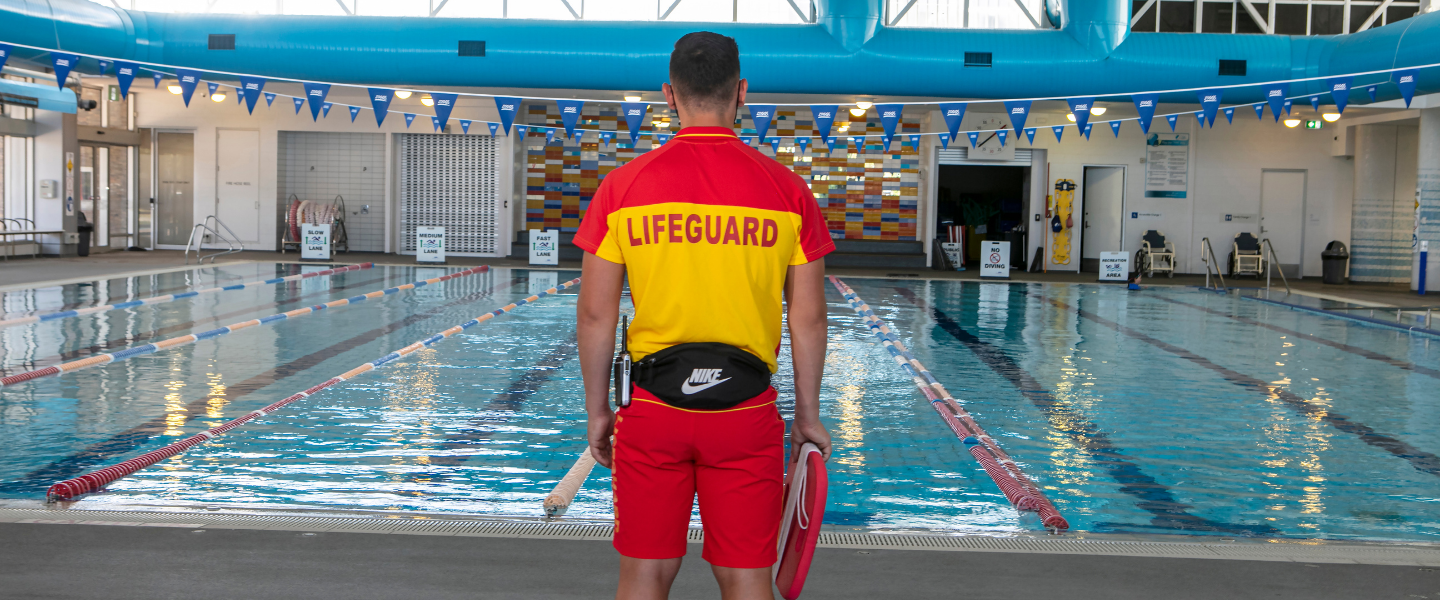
xmin=1304 ymin=120 xmax=1323 ymax=129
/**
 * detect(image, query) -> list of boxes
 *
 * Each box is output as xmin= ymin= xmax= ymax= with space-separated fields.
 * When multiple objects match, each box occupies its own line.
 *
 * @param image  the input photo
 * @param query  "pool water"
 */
xmin=1 ymin=263 xmax=1437 ymax=542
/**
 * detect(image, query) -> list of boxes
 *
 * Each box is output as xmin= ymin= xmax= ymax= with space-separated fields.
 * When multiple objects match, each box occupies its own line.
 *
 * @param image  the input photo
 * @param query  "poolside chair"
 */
xmin=1229 ymin=232 xmax=1266 ymax=277
xmin=1135 ymin=230 xmax=1176 ymax=278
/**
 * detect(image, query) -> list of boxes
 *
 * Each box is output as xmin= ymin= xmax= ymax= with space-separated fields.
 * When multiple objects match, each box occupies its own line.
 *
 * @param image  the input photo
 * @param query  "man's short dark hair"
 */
xmin=669 ymin=32 xmax=741 ymax=111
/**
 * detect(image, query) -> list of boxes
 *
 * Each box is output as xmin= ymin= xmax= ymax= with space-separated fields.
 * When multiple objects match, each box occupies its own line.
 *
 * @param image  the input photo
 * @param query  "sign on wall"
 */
xmin=301 ymin=223 xmax=331 ymax=260
xmin=1144 ymin=133 xmax=1189 ymax=198
xmin=416 ymin=226 xmax=446 ymax=263
xmin=1099 ymin=251 xmax=1130 ymax=282
xmin=980 ymin=241 xmax=1010 ymax=279
xmin=530 ymin=230 xmax=559 ymax=265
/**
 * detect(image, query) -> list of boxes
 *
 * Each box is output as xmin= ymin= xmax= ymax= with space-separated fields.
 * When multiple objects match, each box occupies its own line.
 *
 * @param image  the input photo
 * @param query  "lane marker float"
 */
xmin=0 ymin=263 xmax=374 ymax=330
xmin=1 ymin=265 xmax=486 ymax=388
xmin=829 ymin=276 xmax=1069 ymax=531
xmin=46 ymin=277 xmax=581 ymax=502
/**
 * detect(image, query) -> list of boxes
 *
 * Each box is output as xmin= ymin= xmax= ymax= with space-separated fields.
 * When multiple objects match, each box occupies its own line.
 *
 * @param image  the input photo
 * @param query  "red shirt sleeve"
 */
xmin=790 ymin=181 xmax=835 ymax=266
xmin=573 ymin=175 xmax=625 ymax=263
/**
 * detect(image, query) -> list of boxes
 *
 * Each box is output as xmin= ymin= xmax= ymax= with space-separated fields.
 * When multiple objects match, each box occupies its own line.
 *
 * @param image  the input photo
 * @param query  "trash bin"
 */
xmin=1321 ymin=241 xmax=1349 ymax=284
xmin=76 ymin=212 xmax=93 ymax=257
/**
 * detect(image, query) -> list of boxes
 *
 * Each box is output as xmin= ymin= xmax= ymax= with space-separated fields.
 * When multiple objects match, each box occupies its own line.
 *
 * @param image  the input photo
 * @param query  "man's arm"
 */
xmin=577 ymin=252 xmax=626 ymax=469
xmin=784 ymin=258 xmax=832 ymax=461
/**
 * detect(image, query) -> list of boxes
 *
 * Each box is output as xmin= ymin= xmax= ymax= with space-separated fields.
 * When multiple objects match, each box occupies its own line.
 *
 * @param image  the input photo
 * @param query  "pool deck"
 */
xmin=2 ymin=507 xmax=1439 ymax=600
xmin=1 ymin=249 xmax=1432 ymax=309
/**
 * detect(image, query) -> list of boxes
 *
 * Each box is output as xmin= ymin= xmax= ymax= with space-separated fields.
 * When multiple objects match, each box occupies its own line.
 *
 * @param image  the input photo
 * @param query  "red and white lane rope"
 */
xmin=46 ymin=276 xmax=581 ymax=502
xmin=0 ymin=263 xmax=373 ymax=330
xmin=829 ymin=276 xmax=1069 ymax=531
xmin=0 ymin=265 xmax=486 ymax=388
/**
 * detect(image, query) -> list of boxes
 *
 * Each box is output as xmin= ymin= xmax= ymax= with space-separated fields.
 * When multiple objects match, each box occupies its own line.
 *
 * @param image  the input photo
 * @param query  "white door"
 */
xmin=215 ymin=129 xmax=260 ymax=244
xmin=1081 ymin=166 xmax=1126 ymax=269
xmin=1260 ymin=170 xmax=1306 ymax=277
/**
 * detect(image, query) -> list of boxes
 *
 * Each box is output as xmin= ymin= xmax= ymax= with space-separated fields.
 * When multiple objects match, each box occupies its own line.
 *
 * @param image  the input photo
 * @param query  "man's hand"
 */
xmin=587 ymin=410 xmax=617 ymax=468
xmin=790 ymin=415 xmax=832 ymax=463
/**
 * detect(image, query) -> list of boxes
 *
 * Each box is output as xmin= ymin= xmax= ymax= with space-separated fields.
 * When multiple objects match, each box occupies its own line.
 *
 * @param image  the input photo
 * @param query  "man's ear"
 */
xmin=663 ymin=82 xmax=678 ymax=112
xmin=736 ymin=78 xmax=748 ymax=109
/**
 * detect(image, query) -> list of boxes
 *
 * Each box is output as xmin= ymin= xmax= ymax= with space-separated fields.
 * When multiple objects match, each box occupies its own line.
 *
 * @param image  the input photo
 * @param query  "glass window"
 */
xmin=1159 ymin=0 xmax=1196 ymax=32
xmin=1202 ymin=1 xmax=1234 ymax=32
xmin=1132 ymin=0 xmax=1158 ymax=31
xmin=1385 ymin=5 xmax=1418 ymax=26
xmin=1236 ymin=2 xmax=1266 ymax=33
xmin=1273 ymin=3 xmax=1307 ymax=35
xmin=1310 ymin=4 xmax=1343 ymax=34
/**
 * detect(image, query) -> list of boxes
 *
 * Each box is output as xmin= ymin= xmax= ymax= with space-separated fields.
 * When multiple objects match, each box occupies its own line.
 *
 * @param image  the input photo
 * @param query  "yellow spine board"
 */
xmin=1051 ymin=180 xmax=1075 ymax=265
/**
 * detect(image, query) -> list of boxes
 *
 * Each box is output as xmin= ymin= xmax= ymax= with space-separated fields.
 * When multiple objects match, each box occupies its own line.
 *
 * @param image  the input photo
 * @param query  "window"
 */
xmin=1131 ymin=0 xmax=1422 ymax=35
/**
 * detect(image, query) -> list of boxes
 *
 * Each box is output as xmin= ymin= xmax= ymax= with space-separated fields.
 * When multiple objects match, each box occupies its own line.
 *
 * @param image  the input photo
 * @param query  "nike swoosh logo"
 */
xmin=680 ymin=377 xmax=731 ymax=395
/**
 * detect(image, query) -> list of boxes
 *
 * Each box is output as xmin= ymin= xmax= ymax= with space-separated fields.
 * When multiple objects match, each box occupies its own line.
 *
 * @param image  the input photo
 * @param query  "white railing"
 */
xmin=1200 ymin=237 xmax=1227 ymax=291
xmin=1261 ymin=238 xmax=1290 ymax=295
xmin=184 ymin=216 xmax=245 ymax=264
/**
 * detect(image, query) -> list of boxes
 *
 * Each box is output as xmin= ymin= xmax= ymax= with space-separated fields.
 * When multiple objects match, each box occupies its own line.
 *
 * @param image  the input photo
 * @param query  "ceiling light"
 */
xmin=1322 ymin=113 xmax=1342 ymax=122
xmin=838 ymin=124 xmax=850 ymax=131
xmin=1066 ymin=113 xmax=1076 ymax=122
xmin=167 ymin=84 xmax=182 ymax=95
xmin=394 ymin=91 xmax=412 ymax=99
xmin=1283 ymin=118 xmax=1302 ymax=128
xmin=421 ymin=96 xmax=434 ymax=107
xmin=849 ymin=107 xmax=868 ymax=117
xmin=210 ymin=92 xmax=226 ymax=103
xmin=1089 ymin=106 xmax=1107 ymax=116
xmin=854 ymin=101 xmax=873 ymax=110
xmin=624 ymin=95 xmax=642 ymax=102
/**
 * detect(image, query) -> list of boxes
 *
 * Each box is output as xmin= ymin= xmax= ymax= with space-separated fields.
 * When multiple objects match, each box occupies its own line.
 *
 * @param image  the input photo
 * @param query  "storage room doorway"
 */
xmin=936 ymin=164 xmax=1030 ymax=267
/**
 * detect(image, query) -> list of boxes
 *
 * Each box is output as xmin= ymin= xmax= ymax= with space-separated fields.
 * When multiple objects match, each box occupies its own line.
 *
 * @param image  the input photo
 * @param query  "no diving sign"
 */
xmin=980 ymin=241 xmax=1010 ymax=279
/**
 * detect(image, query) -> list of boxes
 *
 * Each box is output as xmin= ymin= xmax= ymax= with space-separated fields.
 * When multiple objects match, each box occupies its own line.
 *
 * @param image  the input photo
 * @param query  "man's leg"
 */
xmin=618 ymin=557 xmax=684 ymax=600
xmin=711 ymin=565 xmax=775 ymax=600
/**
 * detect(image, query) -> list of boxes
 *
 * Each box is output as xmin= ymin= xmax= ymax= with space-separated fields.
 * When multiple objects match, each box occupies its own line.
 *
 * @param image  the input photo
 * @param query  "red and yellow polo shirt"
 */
xmin=574 ymin=126 xmax=834 ymax=372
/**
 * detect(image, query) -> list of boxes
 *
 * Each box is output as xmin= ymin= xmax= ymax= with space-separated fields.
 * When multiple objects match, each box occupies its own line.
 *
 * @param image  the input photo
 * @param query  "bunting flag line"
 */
xmin=621 ymin=102 xmax=647 ymax=142
xmin=97 ymin=60 xmax=109 ymax=76
xmin=432 ymin=93 xmax=457 ymax=130
xmin=0 ymin=44 xmax=9 ymax=73
xmin=236 ymin=86 xmax=244 ymax=104
xmin=656 ymin=133 xmax=670 ymax=145
xmin=599 ymin=131 xmax=613 ymax=146
xmin=495 ymin=97 xmax=520 ymax=134
xmin=516 ymin=125 xmax=528 ymax=138
xmin=404 ymin=113 xmax=416 ymax=128
xmin=349 ymin=106 xmax=361 ymax=122
xmin=878 ymin=104 xmax=903 ymax=144
xmin=1309 ymin=96 xmax=1321 ymax=112
xmin=1284 ymin=99 xmax=1292 ymax=115
xmin=1197 ymin=88 xmax=1222 ymax=127
xmin=1366 ymin=85 xmax=1379 ymax=102
xmin=940 ymin=102 xmax=966 ymax=141
xmin=1003 ymin=100 xmax=1031 ymax=134
xmin=431 ymin=116 xmax=441 ymax=131
xmin=152 ymin=73 xmax=163 ymax=88
xmin=459 ymin=119 xmax=471 ymax=134
xmin=488 ymin=122 xmax=499 ymax=136
xmin=1396 ymin=69 xmax=1419 ymax=107
xmin=1166 ymin=114 xmax=1178 ymax=131
xmin=1328 ymin=76 xmax=1353 ymax=113
xmin=883 ymin=137 xmax=892 ymax=152
xmin=1052 ymin=125 xmax=1064 ymax=142
xmin=50 ymin=53 xmax=78 ymax=90
xmin=206 ymin=81 xmax=218 ymax=98
xmin=368 ymin=88 xmax=392 ymax=127
xmin=557 ymin=99 xmax=584 ymax=138
xmin=811 ymin=105 xmax=838 ymax=142
xmin=176 ymin=68 xmax=202 ymax=106
xmin=322 ymin=102 xmax=333 ymax=118
xmin=292 ymin=97 xmax=304 ymax=114
xmin=796 ymin=137 xmax=809 ymax=154
xmin=303 ymin=82 xmax=330 ymax=121
xmin=967 ymin=131 xmax=980 ymax=148
xmin=851 ymin=136 xmax=863 ymax=153
xmin=265 ymin=92 xmax=276 ymax=107
xmin=1253 ymin=103 xmax=1265 ymax=120
xmin=740 ymin=136 xmax=754 ymax=146
xmin=239 ymin=76 xmax=264 ymax=114
xmin=1265 ymin=83 xmax=1289 ymax=120
xmin=750 ymin=105 xmax=776 ymax=142
xmin=1194 ymin=110 xmax=1205 ymax=127
xmin=938 ymin=132 xmax=950 ymax=149
xmin=997 ymin=130 xmax=1008 ymax=147
xmin=1223 ymin=106 xmax=1235 ymax=123
xmin=1110 ymin=121 xmax=1122 ymax=137
xmin=1066 ymin=97 xmax=1094 ymax=131
xmin=545 ymin=127 xmax=556 ymax=144
xmin=825 ymin=137 xmax=838 ymax=153
xmin=908 ymin=134 xmax=920 ymax=146
xmin=115 ymin=62 xmax=137 ymax=99
xmin=769 ymin=138 xmax=781 ymax=153
xmin=1083 ymin=123 xmax=1092 ymax=139
xmin=1024 ymin=128 xmax=1036 ymax=144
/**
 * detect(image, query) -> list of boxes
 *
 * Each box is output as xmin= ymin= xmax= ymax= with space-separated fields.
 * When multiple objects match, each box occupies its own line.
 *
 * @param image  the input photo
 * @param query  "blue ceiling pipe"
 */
xmin=0 ymin=0 xmax=1434 ymax=104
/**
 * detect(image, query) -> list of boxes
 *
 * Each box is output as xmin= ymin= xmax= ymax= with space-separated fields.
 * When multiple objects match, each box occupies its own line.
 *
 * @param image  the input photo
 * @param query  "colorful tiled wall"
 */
xmin=524 ymin=102 xmax=921 ymax=240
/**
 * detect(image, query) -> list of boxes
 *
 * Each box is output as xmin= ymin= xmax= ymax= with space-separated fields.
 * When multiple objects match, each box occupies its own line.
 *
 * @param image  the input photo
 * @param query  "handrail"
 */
xmin=1199 ymin=237 xmax=1227 ymax=291
xmin=1261 ymin=238 xmax=1291 ymax=295
xmin=184 ymin=216 xmax=245 ymax=264
xmin=2 ymin=218 xmax=41 ymax=261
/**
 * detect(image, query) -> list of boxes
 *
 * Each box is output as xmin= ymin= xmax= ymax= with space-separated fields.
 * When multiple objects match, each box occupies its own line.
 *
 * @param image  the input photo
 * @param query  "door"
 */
xmin=1260 ymin=170 xmax=1306 ymax=277
xmin=155 ymin=132 xmax=194 ymax=246
xmin=1080 ymin=166 xmax=1126 ymax=272
xmin=215 ymin=129 xmax=261 ymax=244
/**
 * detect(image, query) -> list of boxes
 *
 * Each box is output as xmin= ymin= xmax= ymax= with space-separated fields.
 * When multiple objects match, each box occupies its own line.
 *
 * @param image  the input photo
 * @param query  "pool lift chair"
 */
xmin=1229 ymin=232 xmax=1267 ymax=277
xmin=1135 ymin=230 xmax=1176 ymax=277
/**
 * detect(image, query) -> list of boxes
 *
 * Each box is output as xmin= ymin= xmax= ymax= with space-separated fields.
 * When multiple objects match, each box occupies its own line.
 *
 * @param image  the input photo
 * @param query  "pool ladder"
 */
xmin=1199 ymin=238 xmax=1227 ymax=291
xmin=184 ymin=216 xmax=245 ymax=264
xmin=1261 ymin=238 xmax=1290 ymax=296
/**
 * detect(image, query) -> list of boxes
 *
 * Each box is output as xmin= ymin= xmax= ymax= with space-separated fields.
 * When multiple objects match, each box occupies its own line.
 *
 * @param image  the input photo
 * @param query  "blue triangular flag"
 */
xmin=545 ymin=128 xmax=556 ymax=144
xmin=0 ymin=44 xmax=10 ymax=73
xmin=769 ymin=138 xmax=781 ymax=153
xmin=432 ymin=116 xmax=441 ymax=131
xmin=967 ymin=131 xmax=980 ymax=148
xmin=825 ymin=137 xmax=838 ymax=153
xmin=600 ymin=131 xmax=613 ymax=146
xmin=349 ymin=106 xmax=361 ymax=122
xmin=322 ymin=102 xmax=333 ymax=118
xmin=1223 ymin=107 xmax=1235 ymax=123
xmin=1264 ymin=83 xmax=1289 ymax=121
xmin=1309 ymin=96 xmax=1320 ymax=112
xmin=1328 ymin=76 xmax=1353 ymax=113
xmin=812 ymin=105 xmax=838 ymax=142
xmin=1066 ymin=97 xmax=1094 ymax=131
xmin=368 ymin=88 xmax=392 ymax=127
xmin=175 ymin=69 xmax=202 ymax=106
xmin=621 ymin=102 xmax=647 ymax=143
xmin=797 ymin=137 xmax=809 ymax=153
xmin=556 ymin=100 xmax=584 ymax=138
xmin=432 ymin=93 xmax=457 ymax=131
xmin=1166 ymin=114 xmax=1178 ymax=131
xmin=239 ymin=76 xmax=264 ymax=113
xmin=939 ymin=133 xmax=950 ymax=149
xmin=488 ymin=122 xmax=499 ymax=136
xmin=494 ymin=97 xmax=520 ymax=134
xmin=657 ymin=133 xmax=671 ymax=145
xmin=749 ymin=105 xmax=776 ymax=141
xmin=1195 ymin=110 xmax=1205 ymax=127
xmin=153 ymin=73 xmax=163 ymax=89
xmin=1284 ymin=99 xmax=1292 ymax=115
xmin=266 ymin=92 xmax=277 ymax=107
xmin=114 ymin=62 xmax=138 ymax=99
xmin=1003 ymin=100 xmax=1031 ymax=134
xmin=1366 ymin=85 xmax=1378 ymax=102
xmin=740 ymin=136 xmax=754 ymax=146
xmin=1253 ymin=103 xmax=1265 ymax=120
xmin=516 ymin=125 xmax=528 ymax=138
xmin=236 ymin=86 xmax=244 ymax=104
xmin=851 ymin=136 xmax=864 ymax=152
xmin=877 ymin=104 xmax=902 ymax=144
xmin=908 ymin=134 xmax=920 ymax=146
xmin=207 ymin=81 xmax=219 ymax=98
xmin=404 ymin=113 xmax=415 ymax=128
xmin=1132 ymin=93 xmax=1158 ymax=134
xmin=293 ymin=97 xmax=305 ymax=114
xmin=1052 ymin=125 xmax=1064 ymax=142
xmin=1395 ymin=69 xmax=1418 ymax=108
xmin=1024 ymin=128 xmax=1036 ymax=144
xmin=939 ymin=102 xmax=966 ymax=141
xmin=459 ymin=120 xmax=470 ymax=134
xmin=998 ymin=130 xmax=1008 ymax=147
xmin=50 ymin=53 xmax=79 ymax=90
xmin=1197 ymin=89 xmax=1222 ymax=127
xmin=1110 ymin=121 xmax=1122 ymax=137
xmin=97 ymin=60 xmax=109 ymax=76
xmin=303 ymin=82 xmax=330 ymax=121
xmin=1083 ymin=123 xmax=1093 ymax=139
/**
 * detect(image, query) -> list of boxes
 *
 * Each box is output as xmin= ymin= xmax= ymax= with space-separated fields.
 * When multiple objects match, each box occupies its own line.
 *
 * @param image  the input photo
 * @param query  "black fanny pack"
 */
xmin=630 ymin=342 xmax=772 ymax=410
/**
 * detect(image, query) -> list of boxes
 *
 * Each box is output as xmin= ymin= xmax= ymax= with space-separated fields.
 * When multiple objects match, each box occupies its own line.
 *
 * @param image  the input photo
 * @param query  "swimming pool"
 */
xmin=1 ymin=263 xmax=1436 ymax=542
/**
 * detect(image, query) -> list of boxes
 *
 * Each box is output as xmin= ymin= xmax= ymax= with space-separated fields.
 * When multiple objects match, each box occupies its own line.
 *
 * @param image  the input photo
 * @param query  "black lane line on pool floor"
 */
xmin=891 ymin=287 xmax=1276 ymax=536
xmin=0 ymin=277 xmax=526 ymax=497
xmin=0 ymin=271 xmax=392 ymax=376
xmin=1045 ymin=295 xmax=1440 ymax=478
xmin=1154 ymin=295 xmax=1440 ymax=381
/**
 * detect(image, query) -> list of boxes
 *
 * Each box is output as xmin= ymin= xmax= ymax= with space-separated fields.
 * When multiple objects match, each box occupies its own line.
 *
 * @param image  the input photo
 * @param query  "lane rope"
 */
xmin=45 ymin=276 xmax=582 ymax=502
xmin=544 ymin=445 xmax=598 ymax=519
xmin=0 ymin=263 xmax=373 ymax=330
xmin=828 ymin=276 xmax=1069 ymax=531
xmin=0 ymin=265 xmax=486 ymax=388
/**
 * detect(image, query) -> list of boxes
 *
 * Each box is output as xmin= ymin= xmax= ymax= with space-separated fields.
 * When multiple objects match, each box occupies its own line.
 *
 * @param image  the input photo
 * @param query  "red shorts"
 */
xmin=611 ymin=385 xmax=784 ymax=568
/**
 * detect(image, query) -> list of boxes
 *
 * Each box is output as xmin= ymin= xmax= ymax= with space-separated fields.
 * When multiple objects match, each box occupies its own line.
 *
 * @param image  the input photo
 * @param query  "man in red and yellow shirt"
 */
xmin=576 ymin=32 xmax=833 ymax=600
